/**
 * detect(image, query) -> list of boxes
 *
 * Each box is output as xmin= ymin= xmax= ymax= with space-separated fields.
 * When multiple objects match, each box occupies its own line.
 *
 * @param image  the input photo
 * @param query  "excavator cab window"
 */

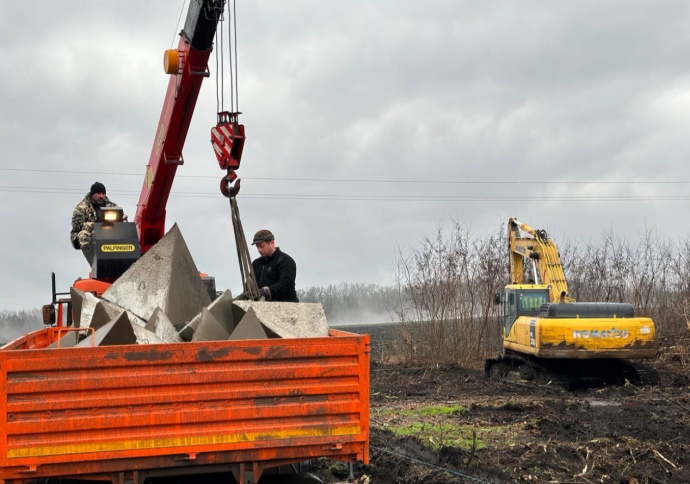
xmin=517 ymin=291 xmax=547 ymax=314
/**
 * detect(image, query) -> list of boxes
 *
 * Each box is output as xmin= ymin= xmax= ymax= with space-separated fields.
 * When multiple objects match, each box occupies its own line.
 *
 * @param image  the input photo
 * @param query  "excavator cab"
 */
xmin=496 ymin=284 xmax=549 ymax=337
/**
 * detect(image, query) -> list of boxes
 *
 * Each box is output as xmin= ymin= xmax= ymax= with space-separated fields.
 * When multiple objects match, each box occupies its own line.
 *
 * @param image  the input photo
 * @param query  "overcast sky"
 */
xmin=2 ymin=1 xmax=690 ymax=313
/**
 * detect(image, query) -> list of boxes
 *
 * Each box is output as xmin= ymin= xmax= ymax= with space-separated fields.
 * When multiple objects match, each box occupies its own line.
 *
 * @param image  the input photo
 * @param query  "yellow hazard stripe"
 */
xmin=7 ymin=425 xmax=362 ymax=458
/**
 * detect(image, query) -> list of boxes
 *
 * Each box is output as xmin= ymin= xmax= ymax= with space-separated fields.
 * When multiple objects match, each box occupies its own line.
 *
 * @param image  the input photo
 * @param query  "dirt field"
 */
xmin=317 ymin=330 xmax=690 ymax=484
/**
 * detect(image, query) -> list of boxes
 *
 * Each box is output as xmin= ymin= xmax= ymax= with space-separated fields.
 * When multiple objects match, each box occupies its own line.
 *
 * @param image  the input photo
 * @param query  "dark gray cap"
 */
xmin=252 ymin=229 xmax=274 ymax=245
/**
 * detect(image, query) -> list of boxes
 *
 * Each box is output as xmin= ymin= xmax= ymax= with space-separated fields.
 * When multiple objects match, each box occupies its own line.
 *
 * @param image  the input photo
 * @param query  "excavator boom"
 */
xmin=508 ymin=217 xmax=574 ymax=303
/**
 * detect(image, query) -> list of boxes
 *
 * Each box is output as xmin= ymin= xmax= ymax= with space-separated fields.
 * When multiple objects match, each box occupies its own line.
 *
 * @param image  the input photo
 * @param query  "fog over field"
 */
xmin=0 ymin=309 xmax=42 ymax=344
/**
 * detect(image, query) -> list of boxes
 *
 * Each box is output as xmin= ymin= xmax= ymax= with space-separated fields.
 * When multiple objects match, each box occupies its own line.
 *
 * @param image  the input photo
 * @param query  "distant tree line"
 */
xmin=0 ymin=309 xmax=42 ymax=344
xmin=297 ymin=283 xmax=398 ymax=325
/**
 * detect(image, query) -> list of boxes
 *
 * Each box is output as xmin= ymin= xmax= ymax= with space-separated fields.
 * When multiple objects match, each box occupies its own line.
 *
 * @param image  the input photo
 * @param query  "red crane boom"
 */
xmin=135 ymin=0 xmax=245 ymax=253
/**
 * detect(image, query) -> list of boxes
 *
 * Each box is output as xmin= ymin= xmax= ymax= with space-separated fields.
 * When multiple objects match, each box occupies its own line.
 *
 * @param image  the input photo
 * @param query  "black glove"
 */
xmin=260 ymin=286 xmax=272 ymax=300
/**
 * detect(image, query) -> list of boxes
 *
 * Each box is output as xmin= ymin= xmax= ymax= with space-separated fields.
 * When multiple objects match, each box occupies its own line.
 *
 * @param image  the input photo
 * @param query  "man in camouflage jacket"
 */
xmin=70 ymin=182 xmax=124 ymax=266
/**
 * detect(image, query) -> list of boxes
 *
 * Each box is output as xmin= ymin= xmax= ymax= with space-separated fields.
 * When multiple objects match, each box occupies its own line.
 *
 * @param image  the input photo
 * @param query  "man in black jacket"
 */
xmin=251 ymin=229 xmax=299 ymax=302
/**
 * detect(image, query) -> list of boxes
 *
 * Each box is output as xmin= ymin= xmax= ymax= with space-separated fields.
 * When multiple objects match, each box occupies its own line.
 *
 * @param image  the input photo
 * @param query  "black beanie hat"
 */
xmin=90 ymin=182 xmax=106 ymax=196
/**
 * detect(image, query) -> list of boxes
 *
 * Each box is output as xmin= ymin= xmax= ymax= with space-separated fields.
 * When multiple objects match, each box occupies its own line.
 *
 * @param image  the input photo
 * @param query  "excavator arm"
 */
xmin=508 ymin=217 xmax=574 ymax=303
xmin=135 ymin=0 xmax=226 ymax=253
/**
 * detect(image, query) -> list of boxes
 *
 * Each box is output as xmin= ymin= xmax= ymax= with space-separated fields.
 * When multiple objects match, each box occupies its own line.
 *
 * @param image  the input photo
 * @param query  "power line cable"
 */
xmin=0 ymin=186 xmax=688 ymax=202
xmin=0 ymin=168 xmax=688 ymax=185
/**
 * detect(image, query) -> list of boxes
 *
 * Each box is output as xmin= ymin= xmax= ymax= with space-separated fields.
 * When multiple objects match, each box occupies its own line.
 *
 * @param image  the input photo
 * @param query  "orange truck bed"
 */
xmin=0 ymin=327 xmax=369 ymax=483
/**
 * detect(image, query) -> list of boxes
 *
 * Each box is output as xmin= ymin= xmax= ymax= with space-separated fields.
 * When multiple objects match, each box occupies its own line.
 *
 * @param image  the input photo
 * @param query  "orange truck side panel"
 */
xmin=0 ymin=328 xmax=370 ymax=481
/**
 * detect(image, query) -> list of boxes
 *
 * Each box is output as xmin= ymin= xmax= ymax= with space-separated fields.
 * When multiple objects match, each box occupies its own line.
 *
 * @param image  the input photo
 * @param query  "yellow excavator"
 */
xmin=485 ymin=218 xmax=658 ymax=387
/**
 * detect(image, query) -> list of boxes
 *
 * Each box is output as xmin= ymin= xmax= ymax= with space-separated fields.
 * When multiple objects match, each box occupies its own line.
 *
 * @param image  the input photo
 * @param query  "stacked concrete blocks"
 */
xmin=64 ymin=224 xmax=330 ymax=348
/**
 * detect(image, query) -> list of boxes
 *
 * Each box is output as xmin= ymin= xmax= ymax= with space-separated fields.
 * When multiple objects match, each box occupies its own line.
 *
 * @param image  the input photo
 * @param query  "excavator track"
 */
xmin=485 ymin=353 xmax=657 ymax=390
xmin=626 ymin=361 xmax=659 ymax=386
xmin=485 ymin=354 xmax=572 ymax=388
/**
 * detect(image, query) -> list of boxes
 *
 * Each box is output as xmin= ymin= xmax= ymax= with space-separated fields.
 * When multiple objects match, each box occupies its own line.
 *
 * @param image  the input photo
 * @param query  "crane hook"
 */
xmin=220 ymin=169 xmax=241 ymax=198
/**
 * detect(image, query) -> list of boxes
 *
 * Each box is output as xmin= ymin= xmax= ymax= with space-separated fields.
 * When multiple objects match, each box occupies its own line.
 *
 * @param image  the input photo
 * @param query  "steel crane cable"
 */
xmin=170 ymin=0 xmax=187 ymax=49
xmin=229 ymin=195 xmax=260 ymax=300
xmin=230 ymin=0 xmax=239 ymax=113
xmin=215 ymin=6 xmax=224 ymax=114
xmin=214 ymin=0 xmax=239 ymax=115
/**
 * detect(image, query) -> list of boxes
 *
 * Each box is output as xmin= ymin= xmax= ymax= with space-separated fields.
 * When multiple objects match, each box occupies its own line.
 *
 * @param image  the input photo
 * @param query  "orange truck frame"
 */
xmin=0 ymin=325 xmax=370 ymax=483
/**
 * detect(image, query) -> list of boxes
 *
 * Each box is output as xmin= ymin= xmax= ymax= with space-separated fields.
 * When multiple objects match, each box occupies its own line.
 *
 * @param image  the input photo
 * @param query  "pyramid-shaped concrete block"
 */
xmin=206 ymin=289 xmax=235 ymax=335
xmin=231 ymin=304 xmax=249 ymax=330
xmin=177 ymin=312 xmax=201 ymax=342
xmin=76 ymin=311 xmax=137 ymax=347
xmin=126 ymin=311 xmax=147 ymax=328
xmin=98 ymin=299 xmax=147 ymax=328
xmin=70 ymin=287 xmax=86 ymax=327
xmin=232 ymin=301 xmax=329 ymax=338
xmin=101 ymin=224 xmax=211 ymax=325
xmin=192 ymin=308 xmax=231 ymax=342
xmin=132 ymin=324 xmax=168 ymax=345
xmin=229 ymin=307 xmax=268 ymax=341
xmin=76 ymin=291 xmax=101 ymax=329
xmin=48 ymin=331 xmax=79 ymax=348
xmin=145 ymin=307 xmax=184 ymax=343
xmin=90 ymin=300 xmax=125 ymax=331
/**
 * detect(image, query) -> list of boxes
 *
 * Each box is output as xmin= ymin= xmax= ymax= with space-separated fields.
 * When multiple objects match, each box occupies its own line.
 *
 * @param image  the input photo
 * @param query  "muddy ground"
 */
xmin=316 ymin=331 xmax=690 ymax=484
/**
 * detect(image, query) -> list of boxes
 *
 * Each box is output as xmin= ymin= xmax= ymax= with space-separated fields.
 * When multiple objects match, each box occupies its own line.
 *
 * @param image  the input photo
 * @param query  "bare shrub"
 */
xmin=392 ymin=221 xmax=505 ymax=365
xmin=563 ymin=228 xmax=688 ymax=335
xmin=667 ymin=237 xmax=690 ymax=335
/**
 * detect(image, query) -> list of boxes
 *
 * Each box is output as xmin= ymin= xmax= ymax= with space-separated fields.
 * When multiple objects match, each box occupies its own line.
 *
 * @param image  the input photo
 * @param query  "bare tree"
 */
xmin=392 ymin=221 xmax=505 ymax=365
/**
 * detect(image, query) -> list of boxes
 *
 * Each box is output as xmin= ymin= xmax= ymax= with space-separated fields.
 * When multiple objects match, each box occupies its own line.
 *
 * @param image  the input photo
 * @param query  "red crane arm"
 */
xmin=135 ymin=0 xmax=225 ymax=253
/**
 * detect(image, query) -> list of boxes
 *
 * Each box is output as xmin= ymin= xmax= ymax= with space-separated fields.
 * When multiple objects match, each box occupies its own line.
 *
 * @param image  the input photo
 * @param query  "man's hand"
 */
xmin=260 ymin=286 xmax=272 ymax=300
